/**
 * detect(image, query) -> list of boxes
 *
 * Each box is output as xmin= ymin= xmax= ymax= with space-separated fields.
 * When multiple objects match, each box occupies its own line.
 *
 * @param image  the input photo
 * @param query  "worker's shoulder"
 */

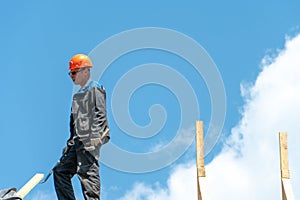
xmin=90 ymin=81 xmax=106 ymax=93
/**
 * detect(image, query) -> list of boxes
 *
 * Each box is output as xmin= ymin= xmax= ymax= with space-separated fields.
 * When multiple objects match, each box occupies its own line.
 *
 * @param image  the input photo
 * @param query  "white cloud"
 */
xmin=206 ymin=33 xmax=300 ymax=200
xmin=117 ymin=33 xmax=300 ymax=200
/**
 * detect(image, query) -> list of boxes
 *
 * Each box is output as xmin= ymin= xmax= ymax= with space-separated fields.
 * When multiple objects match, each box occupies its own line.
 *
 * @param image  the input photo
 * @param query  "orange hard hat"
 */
xmin=69 ymin=54 xmax=93 ymax=70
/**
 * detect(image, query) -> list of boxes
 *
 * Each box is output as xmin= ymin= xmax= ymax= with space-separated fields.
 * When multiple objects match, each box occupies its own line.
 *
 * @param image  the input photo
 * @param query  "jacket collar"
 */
xmin=77 ymin=79 xmax=92 ymax=93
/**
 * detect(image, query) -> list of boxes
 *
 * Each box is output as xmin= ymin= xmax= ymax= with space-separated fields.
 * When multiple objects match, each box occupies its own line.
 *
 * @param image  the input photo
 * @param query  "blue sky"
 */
xmin=1 ymin=1 xmax=300 ymax=199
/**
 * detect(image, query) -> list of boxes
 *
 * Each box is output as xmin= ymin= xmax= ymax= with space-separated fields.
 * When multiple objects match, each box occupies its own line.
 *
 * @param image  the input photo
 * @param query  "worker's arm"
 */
xmin=61 ymin=113 xmax=75 ymax=154
xmin=92 ymin=86 xmax=110 ymax=144
xmin=68 ymin=113 xmax=75 ymax=145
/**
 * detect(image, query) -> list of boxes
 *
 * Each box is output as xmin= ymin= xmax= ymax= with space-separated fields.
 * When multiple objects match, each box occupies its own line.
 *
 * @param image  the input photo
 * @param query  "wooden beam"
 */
xmin=17 ymin=173 xmax=44 ymax=199
xmin=279 ymin=132 xmax=295 ymax=200
xmin=196 ymin=120 xmax=210 ymax=200
xmin=196 ymin=120 xmax=205 ymax=178
xmin=279 ymin=132 xmax=290 ymax=179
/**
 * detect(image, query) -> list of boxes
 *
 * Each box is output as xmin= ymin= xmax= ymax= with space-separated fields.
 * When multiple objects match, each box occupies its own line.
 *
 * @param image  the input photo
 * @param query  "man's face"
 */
xmin=69 ymin=68 xmax=88 ymax=86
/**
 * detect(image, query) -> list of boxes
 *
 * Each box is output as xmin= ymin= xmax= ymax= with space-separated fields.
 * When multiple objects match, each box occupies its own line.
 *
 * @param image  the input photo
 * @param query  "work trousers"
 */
xmin=53 ymin=141 xmax=100 ymax=200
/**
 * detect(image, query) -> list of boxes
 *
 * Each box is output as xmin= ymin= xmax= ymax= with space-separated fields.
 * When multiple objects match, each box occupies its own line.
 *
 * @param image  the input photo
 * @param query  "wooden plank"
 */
xmin=17 ymin=173 xmax=44 ymax=199
xmin=196 ymin=120 xmax=210 ymax=200
xmin=279 ymin=132 xmax=295 ymax=200
xmin=279 ymin=132 xmax=290 ymax=178
xmin=196 ymin=120 xmax=206 ymax=177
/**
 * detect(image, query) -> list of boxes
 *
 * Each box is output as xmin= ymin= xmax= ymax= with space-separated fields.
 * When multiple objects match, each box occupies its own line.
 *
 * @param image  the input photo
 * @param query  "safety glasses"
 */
xmin=68 ymin=67 xmax=87 ymax=76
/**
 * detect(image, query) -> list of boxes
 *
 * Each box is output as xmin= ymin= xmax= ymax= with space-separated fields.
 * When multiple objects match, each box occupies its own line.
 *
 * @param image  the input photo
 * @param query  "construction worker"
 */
xmin=53 ymin=54 xmax=110 ymax=200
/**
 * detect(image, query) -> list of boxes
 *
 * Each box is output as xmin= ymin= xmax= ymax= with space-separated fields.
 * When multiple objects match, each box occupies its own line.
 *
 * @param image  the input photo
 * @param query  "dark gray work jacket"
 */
xmin=69 ymin=80 xmax=110 ymax=158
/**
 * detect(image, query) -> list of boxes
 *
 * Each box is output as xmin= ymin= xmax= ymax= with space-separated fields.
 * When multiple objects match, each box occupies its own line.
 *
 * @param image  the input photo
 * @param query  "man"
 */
xmin=53 ymin=54 xmax=110 ymax=200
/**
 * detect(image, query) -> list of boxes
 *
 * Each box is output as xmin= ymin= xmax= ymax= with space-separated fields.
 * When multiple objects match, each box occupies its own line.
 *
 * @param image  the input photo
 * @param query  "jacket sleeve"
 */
xmin=92 ymin=86 xmax=110 ymax=144
xmin=67 ymin=113 xmax=75 ymax=146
